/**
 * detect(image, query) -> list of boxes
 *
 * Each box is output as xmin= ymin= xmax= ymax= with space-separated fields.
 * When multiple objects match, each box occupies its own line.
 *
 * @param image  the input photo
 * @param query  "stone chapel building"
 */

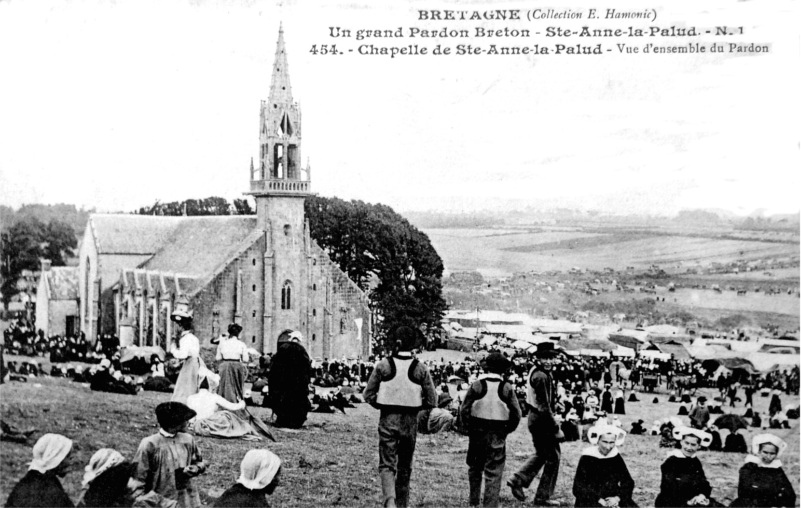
xmin=76 ymin=28 xmax=371 ymax=358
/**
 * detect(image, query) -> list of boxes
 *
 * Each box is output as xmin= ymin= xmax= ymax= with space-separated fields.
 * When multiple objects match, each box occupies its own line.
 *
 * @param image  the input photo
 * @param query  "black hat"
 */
xmin=652 ymin=397 xmax=660 ymax=403
xmin=389 ymin=325 xmax=418 ymax=351
xmin=482 ymin=352 xmax=512 ymax=374
xmin=227 ymin=323 xmax=243 ymax=336
xmin=155 ymin=402 xmax=196 ymax=430
xmin=678 ymin=405 xmax=688 ymax=415
xmin=697 ymin=396 xmax=707 ymax=403
xmin=532 ymin=342 xmax=561 ymax=358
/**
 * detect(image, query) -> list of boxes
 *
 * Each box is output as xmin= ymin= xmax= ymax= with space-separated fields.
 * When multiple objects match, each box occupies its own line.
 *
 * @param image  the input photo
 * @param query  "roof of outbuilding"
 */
xmin=45 ymin=266 xmax=79 ymax=300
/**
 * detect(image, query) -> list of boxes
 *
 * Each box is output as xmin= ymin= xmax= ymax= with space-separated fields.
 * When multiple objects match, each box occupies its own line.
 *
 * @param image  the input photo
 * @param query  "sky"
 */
xmin=0 ymin=0 xmax=799 ymax=217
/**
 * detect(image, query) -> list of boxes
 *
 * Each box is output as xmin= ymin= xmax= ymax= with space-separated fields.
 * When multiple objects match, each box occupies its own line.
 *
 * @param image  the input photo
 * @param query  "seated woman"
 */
xmin=654 ymin=427 xmax=722 ymax=507
xmin=572 ymin=421 xmax=637 ymax=507
xmin=730 ymin=433 xmax=796 ymax=507
xmin=77 ymin=448 xmax=135 ymax=507
xmin=5 ymin=434 xmax=74 ymax=507
xmin=186 ymin=377 xmax=273 ymax=441
xmin=214 ymin=449 xmax=281 ymax=507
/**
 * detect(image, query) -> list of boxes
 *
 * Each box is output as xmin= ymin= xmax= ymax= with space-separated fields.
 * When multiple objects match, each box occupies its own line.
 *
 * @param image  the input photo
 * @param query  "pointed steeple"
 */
xmin=269 ymin=24 xmax=293 ymax=104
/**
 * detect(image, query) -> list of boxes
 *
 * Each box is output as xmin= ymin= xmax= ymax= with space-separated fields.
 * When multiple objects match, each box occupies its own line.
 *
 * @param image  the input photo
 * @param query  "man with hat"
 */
xmin=133 ymin=401 xmax=206 ymax=507
xmin=689 ymin=396 xmax=710 ymax=430
xmin=215 ymin=323 xmax=250 ymax=405
xmin=170 ymin=299 xmax=202 ymax=404
xmin=507 ymin=341 xmax=563 ymax=505
xmin=364 ymin=325 xmax=437 ymax=508
xmin=460 ymin=352 xmax=521 ymax=507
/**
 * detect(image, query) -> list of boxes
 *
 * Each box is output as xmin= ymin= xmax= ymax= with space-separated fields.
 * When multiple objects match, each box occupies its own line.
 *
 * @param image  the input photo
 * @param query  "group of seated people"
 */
xmin=571 ymin=423 xmax=795 ymax=507
xmin=5 ymin=402 xmax=282 ymax=508
xmin=9 ymin=416 xmax=791 ymax=507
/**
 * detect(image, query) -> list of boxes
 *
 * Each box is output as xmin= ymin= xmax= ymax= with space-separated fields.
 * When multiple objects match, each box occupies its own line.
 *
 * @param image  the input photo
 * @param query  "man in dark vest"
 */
xmin=364 ymin=325 xmax=437 ymax=508
xmin=460 ymin=352 xmax=521 ymax=507
xmin=507 ymin=342 xmax=563 ymax=505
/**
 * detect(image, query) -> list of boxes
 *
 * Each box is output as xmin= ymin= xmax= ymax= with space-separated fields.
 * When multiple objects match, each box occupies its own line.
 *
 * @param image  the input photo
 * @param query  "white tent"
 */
xmin=512 ymin=340 xmax=536 ymax=351
xmin=611 ymin=346 xmax=635 ymax=357
xmin=640 ymin=349 xmax=671 ymax=361
xmin=479 ymin=337 xmax=498 ymax=347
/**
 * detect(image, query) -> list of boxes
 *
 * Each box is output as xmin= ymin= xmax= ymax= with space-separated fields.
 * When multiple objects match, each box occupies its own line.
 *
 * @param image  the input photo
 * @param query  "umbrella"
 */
xmin=713 ymin=414 xmax=749 ymax=433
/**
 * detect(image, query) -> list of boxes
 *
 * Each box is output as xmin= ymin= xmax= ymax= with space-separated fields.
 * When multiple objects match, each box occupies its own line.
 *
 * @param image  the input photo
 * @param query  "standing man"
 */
xmin=689 ymin=396 xmax=710 ymax=430
xmin=507 ymin=342 xmax=563 ymax=506
xmin=364 ymin=325 xmax=437 ymax=508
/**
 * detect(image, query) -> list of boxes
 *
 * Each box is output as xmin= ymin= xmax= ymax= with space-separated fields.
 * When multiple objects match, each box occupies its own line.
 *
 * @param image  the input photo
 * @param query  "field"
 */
xmin=1 ymin=369 xmax=799 ymax=507
xmin=424 ymin=228 xmax=800 ymax=275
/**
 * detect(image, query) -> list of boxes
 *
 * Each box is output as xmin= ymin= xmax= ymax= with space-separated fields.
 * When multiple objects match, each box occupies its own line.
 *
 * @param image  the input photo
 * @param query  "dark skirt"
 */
xmin=218 ymin=361 xmax=248 ymax=404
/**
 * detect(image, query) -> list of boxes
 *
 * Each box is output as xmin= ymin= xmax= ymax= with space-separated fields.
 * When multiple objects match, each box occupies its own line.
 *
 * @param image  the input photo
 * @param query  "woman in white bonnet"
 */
xmin=730 ymin=433 xmax=796 ymax=507
xmin=76 ymin=448 xmax=135 ymax=507
xmin=214 ymin=449 xmax=282 ymax=507
xmin=5 ymin=433 xmax=74 ymax=507
xmin=572 ymin=422 xmax=637 ymax=507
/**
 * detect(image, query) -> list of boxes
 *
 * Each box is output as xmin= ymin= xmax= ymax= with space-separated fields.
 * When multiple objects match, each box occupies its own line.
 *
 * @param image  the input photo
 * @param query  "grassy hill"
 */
xmin=1 ymin=375 xmax=798 ymax=507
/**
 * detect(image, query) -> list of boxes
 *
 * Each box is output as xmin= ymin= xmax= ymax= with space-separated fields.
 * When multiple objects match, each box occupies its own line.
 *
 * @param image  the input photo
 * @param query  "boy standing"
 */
xmin=460 ymin=352 xmax=521 ymax=507
xmin=133 ymin=402 xmax=207 ymax=508
xmin=364 ymin=325 xmax=437 ymax=508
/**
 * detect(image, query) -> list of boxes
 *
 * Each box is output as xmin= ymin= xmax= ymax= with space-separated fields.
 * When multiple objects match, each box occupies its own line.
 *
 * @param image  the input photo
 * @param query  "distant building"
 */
xmin=35 ymin=260 xmax=79 ymax=337
xmin=76 ymin=28 xmax=371 ymax=358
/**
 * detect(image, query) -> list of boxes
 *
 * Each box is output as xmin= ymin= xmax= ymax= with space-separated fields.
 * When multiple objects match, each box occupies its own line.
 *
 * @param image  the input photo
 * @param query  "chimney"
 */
xmin=41 ymin=259 xmax=51 ymax=272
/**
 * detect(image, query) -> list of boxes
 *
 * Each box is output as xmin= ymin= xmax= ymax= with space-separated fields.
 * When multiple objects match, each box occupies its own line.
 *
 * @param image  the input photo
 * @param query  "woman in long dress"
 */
xmin=730 ymin=433 xmax=796 ymax=507
xmin=572 ymin=422 xmax=637 ymax=507
xmin=170 ymin=308 xmax=201 ymax=404
xmin=215 ymin=323 xmax=250 ymax=405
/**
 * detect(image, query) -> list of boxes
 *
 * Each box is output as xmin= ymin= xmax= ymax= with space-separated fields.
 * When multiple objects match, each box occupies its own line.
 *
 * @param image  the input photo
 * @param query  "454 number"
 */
xmin=309 ymin=45 xmax=340 ymax=55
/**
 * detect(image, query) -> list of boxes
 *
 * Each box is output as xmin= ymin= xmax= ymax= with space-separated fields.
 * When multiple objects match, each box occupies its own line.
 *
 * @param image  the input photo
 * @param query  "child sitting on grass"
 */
xmin=132 ymin=401 xmax=206 ymax=508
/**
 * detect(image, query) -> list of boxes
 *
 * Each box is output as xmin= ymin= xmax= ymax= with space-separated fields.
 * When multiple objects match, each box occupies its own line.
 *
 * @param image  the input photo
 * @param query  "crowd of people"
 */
xmin=2 ymin=310 xmax=799 ymax=507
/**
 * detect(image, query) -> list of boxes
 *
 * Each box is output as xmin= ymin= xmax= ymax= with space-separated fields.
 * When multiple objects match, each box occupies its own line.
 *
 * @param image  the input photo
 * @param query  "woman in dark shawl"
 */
xmin=654 ymin=426 xmax=722 ymax=507
xmin=572 ymin=422 xmax=637 ymax=507
xmin=600 ymin=386 xmax=614 ymax=414
xmin=267 ymin=329 xmax=312 ymax=428
xmin=730 ymin=433 xmax=796 ymax=507
xmin=6 ymin=434 xmax=74 ymax=508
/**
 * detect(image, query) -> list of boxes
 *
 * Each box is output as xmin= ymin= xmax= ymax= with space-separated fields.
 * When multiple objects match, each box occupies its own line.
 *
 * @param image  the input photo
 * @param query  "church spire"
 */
xmin=268 ymin=24 xmax=293 ymax=105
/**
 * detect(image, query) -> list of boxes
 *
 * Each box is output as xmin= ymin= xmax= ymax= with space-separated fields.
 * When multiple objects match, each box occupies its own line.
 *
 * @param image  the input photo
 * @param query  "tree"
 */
xmin=305 ymin=196 xmax=447 ymax=353
xmin=0 ymin=217 xmax=77 ymax=307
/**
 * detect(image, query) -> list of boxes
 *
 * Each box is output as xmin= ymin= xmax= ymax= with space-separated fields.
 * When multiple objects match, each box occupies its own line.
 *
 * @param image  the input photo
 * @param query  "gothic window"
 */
xmin=283 ymin=224 xmax=291 ymax=236
xmin=312 ymin=309 xmax=316 ymax=317
xmin=281 ymin=281 xmax=292 ymax=310
xmin=312 ymin=334 xmax=316 ymax=342
xmin=340 ymin=317 xmax=347 ymax=334
xmin=277 ymin=113 xmax=293 ymax=137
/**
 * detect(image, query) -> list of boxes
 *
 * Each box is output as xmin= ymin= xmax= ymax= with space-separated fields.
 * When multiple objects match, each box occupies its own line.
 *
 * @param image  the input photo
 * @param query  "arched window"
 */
xmin=340 ymin=317 xmax=347 ymax=334
xmin=281 ymin=281 xmax=292 ymax=310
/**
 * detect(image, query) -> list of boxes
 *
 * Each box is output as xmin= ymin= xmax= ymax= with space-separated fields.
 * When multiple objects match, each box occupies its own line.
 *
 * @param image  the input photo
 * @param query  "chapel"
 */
xmin=75 ymin=27 xmax=371 ymax=358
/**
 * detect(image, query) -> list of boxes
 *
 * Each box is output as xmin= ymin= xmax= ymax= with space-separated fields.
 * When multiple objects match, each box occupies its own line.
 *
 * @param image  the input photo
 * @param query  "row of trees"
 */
xmin=135 ymin=197 xmax=253 ymax=216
